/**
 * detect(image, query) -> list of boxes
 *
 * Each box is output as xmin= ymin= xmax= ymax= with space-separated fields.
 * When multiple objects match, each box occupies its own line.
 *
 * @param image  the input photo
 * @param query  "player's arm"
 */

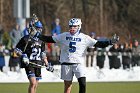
xmin=41 ymin=43 xmax=48 ymax=66
xmin=38 ymin=35 xmax=56 ymax=43
xmin=94 ymin=34 xmax=119 ymax=48
xmin=41 ymin=51 xmax=48 ymax=66
xmin=94 ymin=40 xmax=111 ymax=48
xmin=41 ymin=51 xmax=54 ymax=72
xmin=14 ymin=37 xmax=26 ymax=56
xmin=41 ymin=43 xmax=54 ymax=72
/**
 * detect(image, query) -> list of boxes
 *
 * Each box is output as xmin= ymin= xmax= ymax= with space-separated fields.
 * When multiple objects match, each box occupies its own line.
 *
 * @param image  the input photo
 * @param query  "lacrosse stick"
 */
xmin=29 ymin=62 xmax=61 ymax=78
xmin=23 ymin=14 xmax=38 ymax=52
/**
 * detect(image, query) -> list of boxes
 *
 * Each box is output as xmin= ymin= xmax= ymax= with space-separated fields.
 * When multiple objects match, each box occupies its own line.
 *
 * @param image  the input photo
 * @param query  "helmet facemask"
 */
xmin=34 ymin=21 xmax=43 ymax=35
xmin=31 ymin=21 xmax=43 ymax=40
xmin=69 ymin=18 xmax=82 ymax=35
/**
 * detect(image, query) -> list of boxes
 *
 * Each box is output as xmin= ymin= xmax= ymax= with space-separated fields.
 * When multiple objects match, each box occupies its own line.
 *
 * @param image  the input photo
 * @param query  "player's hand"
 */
xmin=110 ymin=34 xmax=119 ymax=45
xmin=46 ymin=63 xmax=54 ymax=72
xmin=22 ymin=54 xmax=29 ymax=65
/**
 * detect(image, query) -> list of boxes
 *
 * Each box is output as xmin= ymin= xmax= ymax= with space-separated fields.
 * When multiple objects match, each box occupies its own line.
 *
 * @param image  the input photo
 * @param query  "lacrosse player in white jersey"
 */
xmin=35 ymin=18 xmax=119 ymax=93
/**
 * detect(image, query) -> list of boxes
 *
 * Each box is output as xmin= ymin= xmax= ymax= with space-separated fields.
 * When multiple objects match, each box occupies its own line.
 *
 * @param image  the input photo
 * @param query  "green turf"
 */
xmin=0 ymin=82 xmax=140 ymax=93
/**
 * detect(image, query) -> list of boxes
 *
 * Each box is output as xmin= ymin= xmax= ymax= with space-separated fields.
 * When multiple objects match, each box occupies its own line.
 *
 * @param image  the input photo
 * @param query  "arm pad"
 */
xmin=39 ymin=35 xmax=56 ymax=43
xmin=94 ymin=40 xmax=111 ymax=48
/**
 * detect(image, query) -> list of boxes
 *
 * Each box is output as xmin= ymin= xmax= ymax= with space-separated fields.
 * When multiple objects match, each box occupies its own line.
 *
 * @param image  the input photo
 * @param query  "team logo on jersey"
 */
xmin=66 ymin=37 xmax=81 ymax=42
xmin=31 ymin=42 xmax=41 ymax=47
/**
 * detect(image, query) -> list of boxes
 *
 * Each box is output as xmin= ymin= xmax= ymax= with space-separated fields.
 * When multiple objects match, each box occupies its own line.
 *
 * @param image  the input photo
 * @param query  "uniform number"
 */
xmin=30 ymin=48 xmax=41 ymax=60
xmin=69 ymin=42 xmax=76 ymax=52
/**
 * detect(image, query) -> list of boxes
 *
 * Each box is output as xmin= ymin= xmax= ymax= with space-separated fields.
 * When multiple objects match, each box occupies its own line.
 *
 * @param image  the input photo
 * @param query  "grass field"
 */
xmin=0 ymin=82 xmax=140 ymax=93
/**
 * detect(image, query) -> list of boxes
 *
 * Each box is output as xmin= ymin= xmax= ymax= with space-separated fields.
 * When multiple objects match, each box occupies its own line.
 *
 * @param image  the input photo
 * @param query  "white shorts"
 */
xmin=61 ymin=63 xmax=86 ymax=81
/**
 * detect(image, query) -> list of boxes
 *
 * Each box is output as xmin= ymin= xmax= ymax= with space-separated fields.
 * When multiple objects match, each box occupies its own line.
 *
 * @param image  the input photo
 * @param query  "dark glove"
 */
xmin=110 ymin=34 xmax=119 ymax=45
xmin=22 ymin=54 xmax=29 ymax=65
xmin=46 ymin=63 xmax=54 ymax=72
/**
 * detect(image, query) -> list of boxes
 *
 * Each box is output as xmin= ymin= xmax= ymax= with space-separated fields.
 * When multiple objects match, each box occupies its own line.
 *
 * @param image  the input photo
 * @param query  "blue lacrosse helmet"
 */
xmin=35 ymin=21 xmax=43 ymax=28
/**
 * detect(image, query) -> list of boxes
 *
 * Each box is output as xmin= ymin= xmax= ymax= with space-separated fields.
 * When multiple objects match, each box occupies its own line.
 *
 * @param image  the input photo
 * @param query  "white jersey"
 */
xmin=52 ymin=32 xmax=97 ymax=64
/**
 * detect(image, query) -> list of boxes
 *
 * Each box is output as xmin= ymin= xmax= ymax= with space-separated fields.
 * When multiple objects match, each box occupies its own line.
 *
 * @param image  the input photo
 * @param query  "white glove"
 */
xmin=22 ymin=54 xmax=29 ymax=65
xmin=110 ymin=34 xmax=119 ymax=45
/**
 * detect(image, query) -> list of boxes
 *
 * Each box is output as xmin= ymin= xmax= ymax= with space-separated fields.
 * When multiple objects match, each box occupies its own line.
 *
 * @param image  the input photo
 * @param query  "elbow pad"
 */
xmin=41 ymin=51 xmax=47 ymax=59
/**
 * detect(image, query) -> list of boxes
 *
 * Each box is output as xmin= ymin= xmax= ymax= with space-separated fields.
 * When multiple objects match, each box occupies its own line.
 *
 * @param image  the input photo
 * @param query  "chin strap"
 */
xmin=73 ymin=29 xmax=81 ymax=36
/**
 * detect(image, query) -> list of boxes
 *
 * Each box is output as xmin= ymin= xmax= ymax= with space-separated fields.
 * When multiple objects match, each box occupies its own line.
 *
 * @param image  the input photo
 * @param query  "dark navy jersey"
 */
xmin=16 ymin=35 xmax=45 ymax=63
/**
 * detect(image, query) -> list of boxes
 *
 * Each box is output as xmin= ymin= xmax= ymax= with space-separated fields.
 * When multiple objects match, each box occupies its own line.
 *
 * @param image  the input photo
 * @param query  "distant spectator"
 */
xmin=95 ymin=37 xmax=107 ymax=69
xmin=9 ymin=46 xmax=20 ymax=72
xmin=121 ymin=42 xmax=132 ymax=69
xmin=96 ymin=47 xmax=106 ymax=69
xmin=51 ymin=18 xmax=61 ymax=35
xmin=90 ymin=32 xmax=96 ymax=39
xmin=23 ymin=21 xmax=29 ymax=36
xmin=10 ymin=24 xmax=22 ymax=48
xmin=108 ymin=43 xmax=121 ymax=69
xmin=86 ymin=47 xmax=95 ymax=67
xmin=51 ymin=18 xmax=61 ymax=61
xmin=132 ymin=40 xmax=140 ymax=66
xmin=86 ymin=32 xmax=96 ymax=67
xmin=0 ymin=43 xmax=5 ymax=72
xmin=2 ymin=32 xmax=11 ymax=50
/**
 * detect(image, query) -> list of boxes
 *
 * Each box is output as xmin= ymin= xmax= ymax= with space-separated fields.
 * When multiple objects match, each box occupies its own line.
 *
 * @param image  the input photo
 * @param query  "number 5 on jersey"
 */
xmin=69 ymin=42 xmax=76 ymax=53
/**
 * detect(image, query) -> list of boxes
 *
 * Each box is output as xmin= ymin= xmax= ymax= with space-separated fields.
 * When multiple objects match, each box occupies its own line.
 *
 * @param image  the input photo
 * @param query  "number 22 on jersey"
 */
xmin=30 ymin=48 xmax=41 ymax=60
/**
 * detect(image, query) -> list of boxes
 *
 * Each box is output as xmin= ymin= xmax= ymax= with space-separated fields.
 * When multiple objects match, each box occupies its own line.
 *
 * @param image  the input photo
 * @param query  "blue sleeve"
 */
xmin=51 ymin=28 xmax=56 ymax=35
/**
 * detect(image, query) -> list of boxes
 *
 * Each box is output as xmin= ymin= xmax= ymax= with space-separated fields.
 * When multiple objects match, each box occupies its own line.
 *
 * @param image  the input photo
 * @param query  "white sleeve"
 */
xmin=85 ymin=35 xmax=97 ymax=47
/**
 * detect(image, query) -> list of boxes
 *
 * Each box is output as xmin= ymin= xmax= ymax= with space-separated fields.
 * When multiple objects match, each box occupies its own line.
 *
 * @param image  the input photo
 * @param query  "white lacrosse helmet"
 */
xmin=69 ymin=18 xmax=82 ymax=29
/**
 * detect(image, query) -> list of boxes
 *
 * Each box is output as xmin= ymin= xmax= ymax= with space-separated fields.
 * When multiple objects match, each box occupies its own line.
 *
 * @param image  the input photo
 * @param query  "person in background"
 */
xmin=132 ymin=40 xmax=140 ymax=66
xmin=86 ymin=32 xmax=96 ymax=67
xmin=108 ymin=43 xmax=121 ymax=69
xmin=95 ymin=37 xmax=107 ymax=69
xmin=51 ymin=18 xmax=61 ymax=36
xmin=121 ymin=42 xmax=132 ymax=69
xmin=23 ymin=21 xmax=30 ymax=36
xmin=36 ymin=18 xmax=119 ymax=93
xmin=95 ymin=47 xmax=106 ymax=69
xmin=51 ymin=18 xmax=61 ymax=61
xmin=0 ymin=43 xmax=5 ymax=72
xmin=9 ymin=45 xmax=20 ymax=72
xmin=10 ymin=24 xmax=22 ymax=48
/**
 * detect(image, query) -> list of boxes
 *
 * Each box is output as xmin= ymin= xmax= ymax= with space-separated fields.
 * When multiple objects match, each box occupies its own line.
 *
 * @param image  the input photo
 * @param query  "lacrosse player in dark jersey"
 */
xmin=15 ymin=21 xmax=53 ymax=93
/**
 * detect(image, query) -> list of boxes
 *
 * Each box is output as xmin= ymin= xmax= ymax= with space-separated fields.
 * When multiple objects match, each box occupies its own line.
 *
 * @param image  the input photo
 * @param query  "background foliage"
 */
xmin=1 ymin=0 xmax=140 ymax=43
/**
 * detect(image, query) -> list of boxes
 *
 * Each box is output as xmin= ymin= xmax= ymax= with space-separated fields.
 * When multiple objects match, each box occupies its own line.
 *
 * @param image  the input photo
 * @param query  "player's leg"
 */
xmin=61 ymin=65 xmax=73 ymax=93
xmin=74 ymin=64 xmax=86 ymax=93
xmin=25 ymin=67 xmax=39 ymax=93
xmin=28 ymin=77 xmax=38 ymax=93
xmin=34 ymin=68 xmax=42 ymax=93
xmin=34 ymin=80 xmax=39 ymax=93
xmin=64 ymin=80 xmax=72 ymax=93
xmin=78 ymin=77 xmax=86 ymax=93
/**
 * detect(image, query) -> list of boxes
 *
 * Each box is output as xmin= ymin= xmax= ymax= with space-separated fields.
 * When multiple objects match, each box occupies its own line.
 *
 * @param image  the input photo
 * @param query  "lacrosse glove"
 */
xmin=22 ymin=54 xmax=29 ymax=65
xmin=110 ymin=34 xmax=119 ymax=45
xmin=46 ymin=63 xmax=54 ymax=72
